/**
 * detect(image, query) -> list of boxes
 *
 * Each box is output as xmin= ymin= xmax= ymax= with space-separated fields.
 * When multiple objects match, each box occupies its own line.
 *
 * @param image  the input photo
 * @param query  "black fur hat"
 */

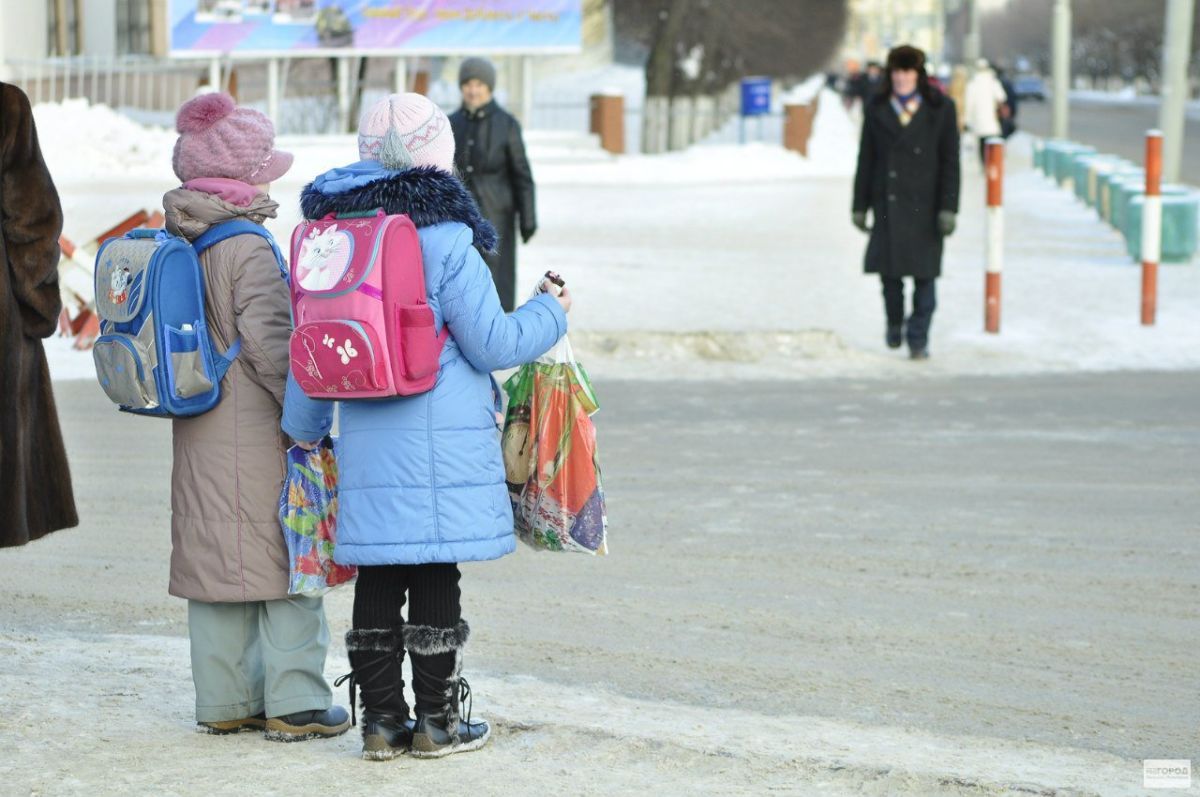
xmin=886 ymin=45 xmax=926 ymax=73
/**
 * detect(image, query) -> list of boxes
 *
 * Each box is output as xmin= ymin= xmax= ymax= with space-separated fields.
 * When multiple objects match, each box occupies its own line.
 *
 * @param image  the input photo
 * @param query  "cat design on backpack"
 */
xmin=92 ymin=221 xmax=286 ymax=418
xmin=288 ymin=210 xmax=448 ymax=400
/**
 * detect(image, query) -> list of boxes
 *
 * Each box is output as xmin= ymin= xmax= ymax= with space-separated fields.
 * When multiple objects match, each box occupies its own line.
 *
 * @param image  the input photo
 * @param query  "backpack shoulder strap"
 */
xmin=191 ymin=220 xmax=287 ymax=379
xmin=193 ymin=219 xmax=288 ymax=280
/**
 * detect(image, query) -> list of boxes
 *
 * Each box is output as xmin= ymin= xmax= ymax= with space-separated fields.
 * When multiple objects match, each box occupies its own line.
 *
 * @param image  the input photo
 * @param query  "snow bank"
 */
xmin=535 ymin=87 xmax=857 ymax=185
xmin=34 ymin=99 xmax=176 ymax=184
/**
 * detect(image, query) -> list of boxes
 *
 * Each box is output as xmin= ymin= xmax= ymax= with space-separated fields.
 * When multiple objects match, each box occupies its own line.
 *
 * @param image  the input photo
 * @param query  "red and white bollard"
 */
xmin=1141 ymin=130 xmax=1163 ymax=326
xmin=984 ymin=137 xmax=1005 ymax=334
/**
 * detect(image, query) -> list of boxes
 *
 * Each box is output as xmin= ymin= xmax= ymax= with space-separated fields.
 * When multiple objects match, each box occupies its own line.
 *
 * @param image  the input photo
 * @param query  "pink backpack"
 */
xmin=288 ymin=210 xmax=447 ymax=399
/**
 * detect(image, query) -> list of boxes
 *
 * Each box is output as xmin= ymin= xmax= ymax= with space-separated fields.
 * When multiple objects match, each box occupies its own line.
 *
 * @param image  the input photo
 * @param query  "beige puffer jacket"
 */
xmin=164 ymin=188 xmax=295 ymax=603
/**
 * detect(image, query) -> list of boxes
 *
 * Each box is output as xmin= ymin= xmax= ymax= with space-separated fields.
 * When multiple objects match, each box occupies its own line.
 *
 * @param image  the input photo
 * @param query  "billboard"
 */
xmin=169 ymin=1 xmax=583 ymax=57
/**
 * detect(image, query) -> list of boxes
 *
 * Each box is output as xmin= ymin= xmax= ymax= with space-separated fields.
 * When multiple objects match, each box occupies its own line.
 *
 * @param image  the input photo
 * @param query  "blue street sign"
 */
xmin=740 ymin=77 xmax=772 ymax=117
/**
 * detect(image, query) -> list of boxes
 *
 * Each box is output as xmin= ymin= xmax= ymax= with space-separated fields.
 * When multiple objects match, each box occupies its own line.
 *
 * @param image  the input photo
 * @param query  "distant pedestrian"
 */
xmin=965 ymin=59 xmax=1009 ymax=161
xmin=852 ymin=45 xmax=961 ymax=360
xmin=0 ymin=81 xmax=78 ymax=548
xmin=449 ymin=57 xmax=536 ymax=312
xmin=995 ymin=64 xmax=1019 ymax=139
xmin=163 ymin=92 xmax=349 ymax=741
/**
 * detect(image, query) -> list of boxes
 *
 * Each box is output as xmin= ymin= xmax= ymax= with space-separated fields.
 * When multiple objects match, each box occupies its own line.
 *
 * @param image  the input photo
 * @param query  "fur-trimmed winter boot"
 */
xmin=336 ymin=629 xmax=416 ymax=761
xmin=405 ymin=620 xmax=491 ymax=759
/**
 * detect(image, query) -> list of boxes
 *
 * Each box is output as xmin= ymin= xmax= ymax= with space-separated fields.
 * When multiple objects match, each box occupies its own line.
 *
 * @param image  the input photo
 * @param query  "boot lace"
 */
xmin=334 ymin=649 xmax=401 ymax=727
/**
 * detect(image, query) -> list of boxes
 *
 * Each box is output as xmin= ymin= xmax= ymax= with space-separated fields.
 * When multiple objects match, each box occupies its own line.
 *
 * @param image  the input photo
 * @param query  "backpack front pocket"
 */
xmin=94 ymin=333 xmax=157 ymax=409
xmin=290 ymin=320 xmax=382 ymax=395
xmin=163 ymin=323 xmax=216 ymax=400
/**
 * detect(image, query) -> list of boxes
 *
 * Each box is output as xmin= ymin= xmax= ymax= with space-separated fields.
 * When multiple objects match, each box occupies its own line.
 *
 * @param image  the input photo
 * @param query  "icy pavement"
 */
xmin=0 ymin=631 xmax=1150 ymax=797
xmin=8 ymin=373 xmax=1199 ymax=796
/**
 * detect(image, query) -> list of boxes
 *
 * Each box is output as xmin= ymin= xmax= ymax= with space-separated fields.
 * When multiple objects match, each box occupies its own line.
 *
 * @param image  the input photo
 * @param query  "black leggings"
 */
xmin=352 ymin=563 xmax=462 ymax=631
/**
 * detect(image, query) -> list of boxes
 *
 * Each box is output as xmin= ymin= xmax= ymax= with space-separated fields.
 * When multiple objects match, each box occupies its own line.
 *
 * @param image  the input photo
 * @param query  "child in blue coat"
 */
xmin=282 ymin=93 xmax=570 ymax=761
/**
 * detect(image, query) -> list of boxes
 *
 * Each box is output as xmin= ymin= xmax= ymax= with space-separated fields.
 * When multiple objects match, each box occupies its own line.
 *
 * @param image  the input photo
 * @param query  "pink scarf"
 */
xmin=182 ymin=177 xmax=264 ymax=208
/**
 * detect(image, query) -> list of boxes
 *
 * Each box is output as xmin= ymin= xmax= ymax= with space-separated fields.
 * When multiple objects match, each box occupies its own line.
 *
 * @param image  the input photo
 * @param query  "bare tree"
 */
xmin=983 ymin=0 xmax=1199 ymax=92
xmin=615 ymin=0 xmax=849 ymax=151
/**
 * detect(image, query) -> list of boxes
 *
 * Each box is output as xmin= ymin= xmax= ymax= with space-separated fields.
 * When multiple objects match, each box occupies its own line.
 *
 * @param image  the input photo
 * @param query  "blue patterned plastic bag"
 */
xmin=278 ymin=437 xmax=356 ymax=596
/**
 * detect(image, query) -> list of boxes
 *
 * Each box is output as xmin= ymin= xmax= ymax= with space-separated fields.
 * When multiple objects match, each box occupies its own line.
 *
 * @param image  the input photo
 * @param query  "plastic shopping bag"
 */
xmin=278 ymin=437 xmax=357 ymax=595
xmin=502 ymin=332 xmax=608 ymax=555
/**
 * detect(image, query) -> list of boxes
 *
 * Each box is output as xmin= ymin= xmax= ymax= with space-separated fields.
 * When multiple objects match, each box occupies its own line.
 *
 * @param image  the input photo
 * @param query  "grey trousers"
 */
xmin=187 ymin=596 xmax=333 ymax=723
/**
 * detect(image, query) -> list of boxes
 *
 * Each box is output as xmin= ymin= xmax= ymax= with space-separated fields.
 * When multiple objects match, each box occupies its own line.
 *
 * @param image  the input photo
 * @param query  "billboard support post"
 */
xmin=267 ymin=57 xmax=280 ymax=125
xmin=521 ymin=55 xmax=535 ymax=129
xmin=337 ymin=56 xmax=351 ymax=133
xmin=394 ymin=57 xmax=408 ymax=94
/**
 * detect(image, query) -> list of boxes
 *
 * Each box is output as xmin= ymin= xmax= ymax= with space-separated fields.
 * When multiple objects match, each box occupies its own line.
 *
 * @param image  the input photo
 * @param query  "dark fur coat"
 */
xmin=0 ymin=82 xmax=77 ymax=546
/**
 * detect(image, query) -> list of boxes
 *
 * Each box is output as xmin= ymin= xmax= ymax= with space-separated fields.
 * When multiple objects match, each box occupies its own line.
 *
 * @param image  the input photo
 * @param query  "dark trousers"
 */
xmin=482 ymin=219 xmax=518 ymax=312
xmin=352 ymin=563 xmax=461 ymax=630
xmin=881 ymin=276 xmax=937 ymax=349
xmin=352 ymin=564 xmax=462 ymax=713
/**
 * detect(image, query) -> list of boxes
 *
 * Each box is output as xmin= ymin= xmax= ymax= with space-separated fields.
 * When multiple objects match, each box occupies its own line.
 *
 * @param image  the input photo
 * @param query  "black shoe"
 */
xmin=264 ymin=706 xmax=352 ymax=742
xmin=886 ymin=325 xmax=903 ymax=349
xmin=909 ymin=347 xmax=930 ymax=360
xmin=198 ymin=712 xmax=266 ymax=735
xmin=360 ymin=711 xmax=417 ymax=761
xmin=410 ymin=702 xmax=491 ymax=759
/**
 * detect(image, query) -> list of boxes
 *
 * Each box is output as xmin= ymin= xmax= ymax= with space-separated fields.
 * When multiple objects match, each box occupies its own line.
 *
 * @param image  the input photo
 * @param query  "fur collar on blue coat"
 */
xmin=300 ymin=165 xmax=498 ymax=254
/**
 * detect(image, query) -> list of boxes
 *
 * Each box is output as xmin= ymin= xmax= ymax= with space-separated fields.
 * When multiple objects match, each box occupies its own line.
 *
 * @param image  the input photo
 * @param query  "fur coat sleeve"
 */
xmin=1 ymin=83 xmax=63 ymax=339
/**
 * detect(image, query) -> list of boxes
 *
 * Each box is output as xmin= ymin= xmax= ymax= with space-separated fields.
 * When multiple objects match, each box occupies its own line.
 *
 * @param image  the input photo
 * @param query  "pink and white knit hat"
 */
xmin=358 ymin=93 xmax=455 ymax=173
xmin=172 ymin=92 xmax=292 ymax=184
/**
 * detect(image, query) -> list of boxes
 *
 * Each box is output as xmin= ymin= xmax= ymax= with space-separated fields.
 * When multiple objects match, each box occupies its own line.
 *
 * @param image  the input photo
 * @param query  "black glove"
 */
xmin=851 ymin=211 xmax=870 ymax=233
xmin=521 ymin=226 xmax=537 ymax=244
xmin=937 ymin=211 xmax=956 ymax=237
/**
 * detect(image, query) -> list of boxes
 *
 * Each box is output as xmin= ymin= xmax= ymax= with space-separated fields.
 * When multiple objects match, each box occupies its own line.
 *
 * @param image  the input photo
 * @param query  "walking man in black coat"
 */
xmin=449 ymin=58 xmax=537 ymax=312
xmin=852 ymin=45 xmax=961 ymax=360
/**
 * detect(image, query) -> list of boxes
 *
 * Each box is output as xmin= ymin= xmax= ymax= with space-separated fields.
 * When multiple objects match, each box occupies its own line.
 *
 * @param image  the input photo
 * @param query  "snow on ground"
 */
xmin=35 ymin=97 xmax=1200 ymax=385
xmin=0 ymin=630 xmax=1152 ymax=797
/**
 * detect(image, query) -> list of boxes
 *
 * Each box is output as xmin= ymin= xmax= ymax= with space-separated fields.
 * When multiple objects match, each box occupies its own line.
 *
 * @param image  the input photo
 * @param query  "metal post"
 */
xmin=394 ymin=56 xmax=408 ymax=94
xmin=963 ymin=0 xmax=980 ymax=72
xmin=984 ymin=137 xmax=1004 ymax=333
xmin=1141 ymin=131 xmax=1162 ymax=326
xmin=336 ymin=55 xmax=351 ymax=133
xmin=266 ymin=57 xmax=280 ymax=125
xmin=1158 ymin=0 xmax=1195 ymax=184
xmin=521 ymin=55 xmax=534 ymax=129
xmin=208 ymin=57 xmax=220 ymax=92
xmin=1052 ymin=0 xmax=1071 ymax=140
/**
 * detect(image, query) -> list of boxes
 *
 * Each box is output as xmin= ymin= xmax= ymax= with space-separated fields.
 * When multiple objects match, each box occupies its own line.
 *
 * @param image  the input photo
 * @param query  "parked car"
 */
xmin=1013 ymin=74 xmax=1047 ymax=101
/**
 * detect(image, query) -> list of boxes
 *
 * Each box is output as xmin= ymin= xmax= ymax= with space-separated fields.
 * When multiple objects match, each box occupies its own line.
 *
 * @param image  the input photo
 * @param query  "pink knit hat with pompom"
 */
xmin=357 ymin=93 xmax=455 ymax=173
xmin=172 ymin=92 xmax=293 ymax=184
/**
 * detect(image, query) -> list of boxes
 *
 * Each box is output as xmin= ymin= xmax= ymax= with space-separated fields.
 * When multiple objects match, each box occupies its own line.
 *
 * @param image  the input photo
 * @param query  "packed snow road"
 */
xmin=2 ymin=373 xmax=1195 ymax=796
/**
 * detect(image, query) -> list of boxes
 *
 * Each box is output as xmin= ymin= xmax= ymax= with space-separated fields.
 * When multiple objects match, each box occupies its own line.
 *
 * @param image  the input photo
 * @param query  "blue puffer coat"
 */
xmin=281 ymin=165 xmax=567 ymax=565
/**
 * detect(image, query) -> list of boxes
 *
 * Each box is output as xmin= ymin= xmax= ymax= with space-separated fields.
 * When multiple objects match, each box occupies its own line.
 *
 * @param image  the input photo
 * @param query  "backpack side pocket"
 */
xmin=396 ymin=304 xmax=439 ymax=381
xmin=163 ymin=322 xmax=216 ymax=401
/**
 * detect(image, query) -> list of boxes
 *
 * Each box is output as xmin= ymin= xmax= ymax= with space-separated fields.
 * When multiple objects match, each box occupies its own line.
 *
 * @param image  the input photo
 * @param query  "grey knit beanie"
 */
xmin=459 ymin=57 xmax=496 ymax=91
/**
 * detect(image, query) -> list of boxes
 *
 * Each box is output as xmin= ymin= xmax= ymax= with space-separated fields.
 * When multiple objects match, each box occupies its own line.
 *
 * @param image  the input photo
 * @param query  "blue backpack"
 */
xmin=92 ymin=220 xmax=286 ymax=418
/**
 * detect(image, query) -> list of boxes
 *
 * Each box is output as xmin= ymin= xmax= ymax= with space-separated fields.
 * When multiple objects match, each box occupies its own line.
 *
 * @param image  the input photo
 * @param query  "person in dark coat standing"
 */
xmin=449 ymin=57 xmax=536 ymax=312
xmin=852 ymin=45 xmax=960 ymax=360
xmin=0 ymin=82 xmax=78 ymax=546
